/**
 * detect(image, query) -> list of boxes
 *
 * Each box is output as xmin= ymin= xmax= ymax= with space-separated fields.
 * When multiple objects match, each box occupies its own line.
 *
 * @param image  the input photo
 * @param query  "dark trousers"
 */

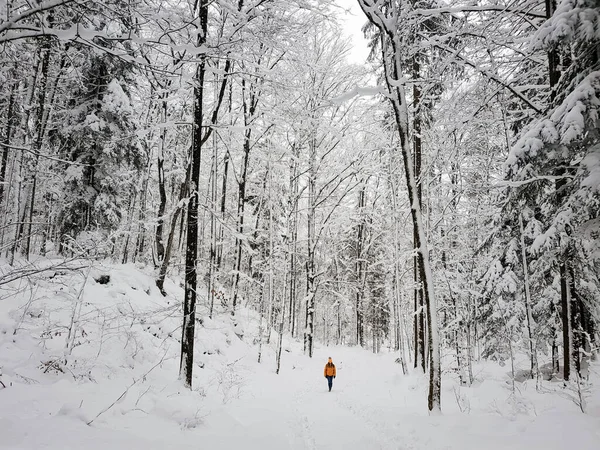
xmin=326 ymin=375 xmax=333 ymax=391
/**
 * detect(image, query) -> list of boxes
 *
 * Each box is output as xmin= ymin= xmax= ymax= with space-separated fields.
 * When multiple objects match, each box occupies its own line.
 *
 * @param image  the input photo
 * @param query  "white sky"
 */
xmin=335 ymin=0 xmax=370 ymax=64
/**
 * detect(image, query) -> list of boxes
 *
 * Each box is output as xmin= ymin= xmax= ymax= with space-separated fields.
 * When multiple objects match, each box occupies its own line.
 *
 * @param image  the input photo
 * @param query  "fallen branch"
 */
xmin=86 ymin=349 xmax=169 ymax=426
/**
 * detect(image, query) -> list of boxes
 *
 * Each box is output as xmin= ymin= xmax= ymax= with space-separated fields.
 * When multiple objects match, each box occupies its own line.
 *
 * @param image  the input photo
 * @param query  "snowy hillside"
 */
xmin=1 ymin=260 xmax=599 ymax=449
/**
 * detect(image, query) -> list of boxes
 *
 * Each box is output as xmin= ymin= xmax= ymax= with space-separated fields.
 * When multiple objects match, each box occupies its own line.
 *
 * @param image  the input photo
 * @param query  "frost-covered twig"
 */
xmin=86 ymin=349 xmax=169 ymax=426
xmin=452 ymin=386 xmax=470 ymax=413
xmin=575 ymin=374 xmax=587 ymax=414
xmin=13 ymin=278 xmax=38 ymax=335
xmin=64 ymin=265 xmax=92 ymax=360
xmin=0 ymin=257 xmax=88 ymax=287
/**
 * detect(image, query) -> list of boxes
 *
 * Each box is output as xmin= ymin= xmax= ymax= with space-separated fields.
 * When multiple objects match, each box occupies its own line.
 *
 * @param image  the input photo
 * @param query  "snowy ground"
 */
xmin=1 ymin=259 xmax=599 ymax=449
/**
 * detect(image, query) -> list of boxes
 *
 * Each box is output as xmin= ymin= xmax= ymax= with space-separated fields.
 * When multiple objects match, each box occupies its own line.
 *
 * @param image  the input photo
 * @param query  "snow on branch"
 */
xmin=507 ymin=71 xmax=600 ymax=172
xmin=411 ymin=5 xmax=546 ymax=20
xmin=0 ymin=0 xmax=78 ymax=37
xmin=534 ymin=0 xmax=600 ymax=49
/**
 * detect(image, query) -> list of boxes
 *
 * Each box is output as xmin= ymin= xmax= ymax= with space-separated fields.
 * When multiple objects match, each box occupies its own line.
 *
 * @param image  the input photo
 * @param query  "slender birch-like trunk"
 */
xmin=358 ymin=0 xmax=441 ymax=412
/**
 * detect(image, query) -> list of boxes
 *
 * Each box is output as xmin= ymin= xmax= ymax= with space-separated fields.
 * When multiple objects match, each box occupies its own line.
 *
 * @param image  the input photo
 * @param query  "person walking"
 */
xmin=324 ymin=357 xmax=336 ymax=392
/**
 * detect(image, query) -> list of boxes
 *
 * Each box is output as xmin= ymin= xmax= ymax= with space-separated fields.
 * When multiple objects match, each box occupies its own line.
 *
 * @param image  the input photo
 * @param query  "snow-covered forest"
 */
xmin=1 ymin=0 xmax=599 ymax=448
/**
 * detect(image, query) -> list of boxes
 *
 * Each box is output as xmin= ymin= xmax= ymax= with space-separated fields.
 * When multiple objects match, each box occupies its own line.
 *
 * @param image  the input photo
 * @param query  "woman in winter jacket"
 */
xmin=324 ymin=357 xmax=336 ymax=392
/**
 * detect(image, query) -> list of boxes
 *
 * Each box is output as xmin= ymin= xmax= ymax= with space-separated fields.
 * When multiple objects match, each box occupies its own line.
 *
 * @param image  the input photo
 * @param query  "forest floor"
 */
xmin=1 ymin=258 xmax=599 ymax=449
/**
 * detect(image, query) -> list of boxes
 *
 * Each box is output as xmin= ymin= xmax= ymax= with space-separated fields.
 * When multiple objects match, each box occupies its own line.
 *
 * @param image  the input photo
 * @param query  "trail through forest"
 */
xmin=3 ymin=319 xmax=599 ymax=450
xmin=1 ymin=263 xmax=599 ymax=450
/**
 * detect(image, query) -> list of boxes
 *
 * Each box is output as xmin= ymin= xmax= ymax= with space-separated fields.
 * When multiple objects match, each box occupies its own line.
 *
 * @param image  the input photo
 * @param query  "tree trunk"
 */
xmin=156 ymin=171 xmax=188 ymax=295
xmin=550 ymin=299 xmax=561 ymax=374
xmin=216 ymin=77 xmax=233 ymax=272
xmin=180 ymin=0 xmax=208 ymax=389
xmin=157 ymin=59 xmax=230 ymax=296
xmin=155 ymin=95 xmax=169 ymax=265
xmin=356 ymin=184 xmax=366 ymax=347
xmin=304 ymin=134 xmax=317 ymax=357
xmin=0 ymin=79 xmax=17 ymax=210
xmin=121 ymin=189 xmax=138 ymax=264
xmin=134 ymin=161 xmax=150 ymax=262
xmin=288 ymin=144 xmax=299 ymax=337
xmin=519 ymin=213 xmax=538 ymax=379
xmin=10 ymin=53 xmax=40 ymax=261
xmin=207 ymin=70 xmax=221 ymax=318
xmin=0 ymin=79 xmax=18 ymax=251
xmin=231 ymin=78 xmax=256 ymax=315
xmin=277 ymin=252 xmax=287 ymax=373
xmin=23 ymin=31 xmax=55 ymax=259
xmin=545 ymin=0 xmax=574 ymax=383
xmin=560 ymin=257 xmax=573 ymax=381
xmin=412 ymin=53 xmax=426 ymax=373
xmin=359 ymin=15 xmax=441 ymax=411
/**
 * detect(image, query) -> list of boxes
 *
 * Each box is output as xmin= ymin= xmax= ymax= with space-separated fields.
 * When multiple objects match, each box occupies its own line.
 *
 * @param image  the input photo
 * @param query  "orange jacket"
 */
xmin=324 ymin=362 xmax=336 ymax=377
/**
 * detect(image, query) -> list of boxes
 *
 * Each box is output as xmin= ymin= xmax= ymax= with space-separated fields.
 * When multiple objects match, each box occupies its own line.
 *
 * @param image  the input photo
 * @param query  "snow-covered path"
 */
xmin=189 ymin=347 xmax=393 ymax=449
xmin=1 ymin=264 xmax=599 ymax=450
xmin=191 ymin=345 xmax=600 ymax=450
xmin=3 ymin=340 xmax=600 ymax=450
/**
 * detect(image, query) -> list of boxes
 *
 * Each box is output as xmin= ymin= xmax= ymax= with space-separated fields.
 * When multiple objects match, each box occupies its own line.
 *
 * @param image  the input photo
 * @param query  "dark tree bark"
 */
xmin=304 ymin=134 xmax=317 ymax=357
xmin=156 ymin=57 xmax=230 ymax=296
xmin=231 ymin=77 xmax=257 ymax=315
xmin=355 ymin=184 xmax=366 ymax=347
xmin=216 ymin=147 xmax=229 ymax=270
xmin=134 ymin=163 xmax=150 ymax=262
xmin=412 ymin=53 xmax=426 ymax=372
xmin=559 ymin=257 xmax=572 ymax=381
xmin=359 ymin=2 xmax=441 ymax=412
xmin=544 ymin=0 xmax=574 ymax=383
xmin=156 ymin=170 xmax=188 ymax=295
xmin=23 ymin=37 xmax=52 ymax=259
xmin=155 ymin=95 xmax=169 ymax=265
xmin=180 ymin=0 xmax=208 ymax=389
xmin=0 ymin=79 xmax=17 ymax=209
xmin=288 ymin=144 xmax=299 ymax=337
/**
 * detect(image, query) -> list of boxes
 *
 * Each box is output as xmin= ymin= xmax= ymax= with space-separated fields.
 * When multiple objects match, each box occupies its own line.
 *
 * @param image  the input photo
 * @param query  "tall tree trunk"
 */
xmin=560 ymin=257 xmax=573 ymax=381
xmin=23 ymin=29 xmax=55 ymax=259
xmin=229 ymin=56 xmax=261 ymax=313
xmin=208 ymin=128 xmax=218 ymax=318
xmin=155 ymin=94 xmax=169 ymax=265
xmin=276 ymin=194 xmax=287 ymax=373
xmin=0 ymin=79 xmax=17 ymax=246
xmin=304 ymin=134 xmax=317 ymax=357
xmin=412 ymin=53 xmax=426 ymax=373
xmin=134 ymin=159 xmax=150 ymax=262
xmin=216 ymin=76 xmax=233 ymax=272
xmin=519 ymin=213 xmax=538 ymax=379
xmin=355 ymin=184 xmax=366 ymax=347
xmin=545 ymin=0 xmax=573 ymax=384
xmin=550 ymin=299 xmax=561 ymax=374
xmin=121 ymin=189 xmax=138 ymax=264
xmin=207 ymin=68 xmax=221 ymax=318
xmin=267 ymin=166 xmax=275 ymax=353
xmin=10 ymin=53 xmax=40 ymax=261
xmin=356 ymin=10 xmax=441 ymax=411
xmin=156 ymin=170 xmax=188 ymax=295
xmin=0 ymin=82 xmax=17 ymax=209
xmin=230 ymin=78 xmax=256 ymax=315
xmin=257 ymin=278 xmax=266 ymax=364
xmin=156 ymin=56 xmax=230 ymax=296
xmin=288 ymin=144 xmax=299 ymax=337
xmin=180 ymin=0 xmax=208 ymax=389
xmin=216 ymin=147 xmax=229 ymax=271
